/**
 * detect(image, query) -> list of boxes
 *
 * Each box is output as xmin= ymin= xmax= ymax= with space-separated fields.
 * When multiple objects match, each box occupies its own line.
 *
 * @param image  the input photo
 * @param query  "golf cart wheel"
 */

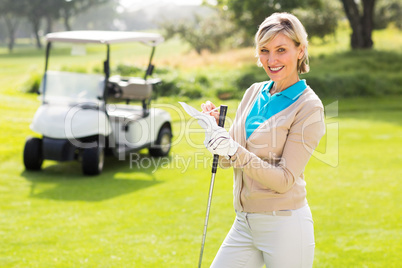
xmin=149 ymin=127 xmax=172 ymax=157
xmin=23 ymin=137 xmax=43 ymax=170
xmin=82 ymin=145 xmax=104 ymax=176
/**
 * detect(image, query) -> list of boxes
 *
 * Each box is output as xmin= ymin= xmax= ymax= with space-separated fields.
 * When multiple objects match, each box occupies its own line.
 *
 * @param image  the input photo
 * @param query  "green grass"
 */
xmin=1 ymin=93 xmax=401 ymax=267
xmin=1 ymin=26 xmax=401 ymax=267
xmin=310 ymin=97 xmax=402 ymax=267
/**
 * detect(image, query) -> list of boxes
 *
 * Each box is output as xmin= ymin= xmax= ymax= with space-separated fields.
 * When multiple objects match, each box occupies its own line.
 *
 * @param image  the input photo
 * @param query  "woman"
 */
xmin=201 ymin=13 xmax=326 ymax=268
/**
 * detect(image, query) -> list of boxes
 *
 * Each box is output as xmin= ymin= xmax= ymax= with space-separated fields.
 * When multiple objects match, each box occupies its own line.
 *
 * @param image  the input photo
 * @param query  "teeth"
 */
xmin=270 ymin=66 xmax=283 ymax=71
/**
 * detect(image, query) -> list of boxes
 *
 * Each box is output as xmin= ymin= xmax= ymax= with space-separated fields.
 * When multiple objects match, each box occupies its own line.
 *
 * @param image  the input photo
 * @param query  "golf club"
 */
xmin=198 ymin=105 xmax=228 ymax=268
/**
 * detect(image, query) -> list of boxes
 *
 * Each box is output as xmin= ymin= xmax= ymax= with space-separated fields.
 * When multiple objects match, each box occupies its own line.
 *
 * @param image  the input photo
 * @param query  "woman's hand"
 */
xmin=201 ymin=100 xmax=219 ymax=125
xmin=204 ymin=127 xmax=239 ymax=158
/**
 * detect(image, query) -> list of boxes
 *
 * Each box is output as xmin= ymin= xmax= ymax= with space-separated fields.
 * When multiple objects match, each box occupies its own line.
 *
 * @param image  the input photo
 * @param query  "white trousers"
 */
xmin=210 ymin=205 xmax=315 ymax=268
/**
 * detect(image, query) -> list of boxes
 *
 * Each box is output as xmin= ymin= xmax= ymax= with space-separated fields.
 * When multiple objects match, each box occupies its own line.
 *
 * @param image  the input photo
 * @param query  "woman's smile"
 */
xmin=268 ymin=66 xmax=284 ymax=73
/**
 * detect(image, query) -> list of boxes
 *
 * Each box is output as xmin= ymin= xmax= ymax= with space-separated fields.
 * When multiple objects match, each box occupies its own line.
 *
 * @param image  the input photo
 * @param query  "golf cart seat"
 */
xmin=109 ymin=75 xmax=161 ymax=100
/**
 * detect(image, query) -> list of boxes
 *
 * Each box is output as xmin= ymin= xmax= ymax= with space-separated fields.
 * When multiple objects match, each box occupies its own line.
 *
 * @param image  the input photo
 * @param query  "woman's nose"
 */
xmin=267 ymin=54 xmax=277 ymax=65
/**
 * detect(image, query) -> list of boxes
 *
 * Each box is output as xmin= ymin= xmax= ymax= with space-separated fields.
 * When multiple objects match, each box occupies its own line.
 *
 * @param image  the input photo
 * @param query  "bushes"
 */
xmin=114 ymin=64 xmax=144 ymax=77
xmin=303 ymin=50 xmax=402 ymax=98
xmin=305 ymin=72 xmax=402 ymax=98
xmin=155 ymin=72 xmax=212 ymax=99
xmin=155 ymin=68 xmax=264 ymax=100
xmin=21 ymin=72 xmax=41 ymax=94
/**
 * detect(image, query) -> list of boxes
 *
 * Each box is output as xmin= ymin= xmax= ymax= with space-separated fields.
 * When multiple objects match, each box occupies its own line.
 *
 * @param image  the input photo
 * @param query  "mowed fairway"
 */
xmin=1 ymin=30 xmax=401 ymax=267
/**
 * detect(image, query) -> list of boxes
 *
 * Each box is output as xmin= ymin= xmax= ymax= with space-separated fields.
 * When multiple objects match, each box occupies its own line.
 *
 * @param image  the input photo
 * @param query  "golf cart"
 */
xmin=23 ymin=31 xmax=172 ymax=175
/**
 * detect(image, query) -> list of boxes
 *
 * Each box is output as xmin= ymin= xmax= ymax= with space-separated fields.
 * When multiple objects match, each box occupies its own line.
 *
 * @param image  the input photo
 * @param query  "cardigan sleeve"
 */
xmin=229 ymin=102 xmax=325 ymax=193
xmin=219 ymin=156 xmax=232 ymax=169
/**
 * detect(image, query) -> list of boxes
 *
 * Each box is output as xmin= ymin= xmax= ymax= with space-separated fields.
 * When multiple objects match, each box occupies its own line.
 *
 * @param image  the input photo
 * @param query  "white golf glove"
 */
xmin=204 ymin=127 xmax=239 ymax=158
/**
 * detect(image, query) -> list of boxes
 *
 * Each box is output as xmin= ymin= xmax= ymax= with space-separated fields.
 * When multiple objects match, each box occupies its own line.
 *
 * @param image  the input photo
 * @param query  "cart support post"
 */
xmin=103 ymin=44 xmax=110 ymax=102
xmin=144 ymin=45 xmax=156 ymax=80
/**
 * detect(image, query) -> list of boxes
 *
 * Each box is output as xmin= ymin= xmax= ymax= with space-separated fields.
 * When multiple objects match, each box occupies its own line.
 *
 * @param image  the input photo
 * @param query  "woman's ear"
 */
xmin=298 ymin=46 xmax=305 ymax=60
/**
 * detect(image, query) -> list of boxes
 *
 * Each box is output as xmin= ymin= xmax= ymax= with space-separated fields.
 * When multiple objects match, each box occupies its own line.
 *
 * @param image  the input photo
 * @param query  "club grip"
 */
xmin=217 ymin=105 xmax=228 ymax=128
xmin=211 ymin=105 xmax=228 ymax=174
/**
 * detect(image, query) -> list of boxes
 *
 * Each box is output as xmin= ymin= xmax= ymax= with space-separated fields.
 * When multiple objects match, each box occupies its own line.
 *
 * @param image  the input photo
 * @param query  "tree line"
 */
xmin=1 ymin=0 xmax=401 ymax=53
xmin=0 ymin=0 xmax=110 ymax=51
xmin=162 ymin=0 xmax=401 ymax=52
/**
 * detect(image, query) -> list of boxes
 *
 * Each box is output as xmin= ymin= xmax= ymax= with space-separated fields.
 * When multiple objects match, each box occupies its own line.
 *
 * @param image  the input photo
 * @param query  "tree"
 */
xmin=0 ymin=0 xmax=25 ymax=52
xmin=214 ymin=0 xmax=303 ymax=40
xmin=161 ymin=12 xmax=236 ymax=54
xmin=70 ymin=0 xmax=119 ymax=30
xmin=23 ymin=0 xmax=51 ymax=49
xmin=212 ymin=0 xmax=339 ymax=45
xmin=21 ymin=0 xmax=110 ymax=49
xmin=43 ymin=0 xmax=62 ymax=34
xmin=340 ymin=0 xmax=376 ymax=49
xmin=0 ymin=0 xmax=113 ymax=51
xmin=374 ymin=0 xmax=402 ymax=30
xmin=293 ymin=0 xmax=342 ymax=42
xmin=60 ymin=0 xmax=109 ymax=31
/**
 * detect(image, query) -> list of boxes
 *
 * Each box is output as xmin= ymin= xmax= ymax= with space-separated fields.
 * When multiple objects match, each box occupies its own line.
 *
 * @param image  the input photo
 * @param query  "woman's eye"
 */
xmin=278 ymin=48 xmax=285 ymax=52
xmin=260 ymin=48 xmax=268 ymax=53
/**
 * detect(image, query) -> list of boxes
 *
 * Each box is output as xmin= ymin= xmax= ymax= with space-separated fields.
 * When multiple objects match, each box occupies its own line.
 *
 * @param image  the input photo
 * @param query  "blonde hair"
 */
xmin=255 ymin=12 xmax=309 ymax=74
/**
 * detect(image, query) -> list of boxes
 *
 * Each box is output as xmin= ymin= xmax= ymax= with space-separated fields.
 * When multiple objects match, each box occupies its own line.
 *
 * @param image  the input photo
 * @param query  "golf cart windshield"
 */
xmin=40 ymin=71 xmax=104 ymax=104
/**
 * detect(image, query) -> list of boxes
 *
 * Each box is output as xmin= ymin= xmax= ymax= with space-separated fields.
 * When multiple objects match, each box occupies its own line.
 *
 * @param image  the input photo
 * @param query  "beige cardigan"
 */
xmin=220 ymin=81 xmax=326 ymax=213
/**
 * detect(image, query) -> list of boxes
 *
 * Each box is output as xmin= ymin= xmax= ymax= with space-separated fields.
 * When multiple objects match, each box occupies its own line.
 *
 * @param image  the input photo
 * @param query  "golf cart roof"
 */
xmin=46 ymin=31 xmax=164 ymax=46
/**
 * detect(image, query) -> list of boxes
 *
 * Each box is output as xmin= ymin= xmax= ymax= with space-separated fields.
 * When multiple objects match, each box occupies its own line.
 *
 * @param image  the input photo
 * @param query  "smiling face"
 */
xmin=259 ymin=33 xmax=304 ymax=90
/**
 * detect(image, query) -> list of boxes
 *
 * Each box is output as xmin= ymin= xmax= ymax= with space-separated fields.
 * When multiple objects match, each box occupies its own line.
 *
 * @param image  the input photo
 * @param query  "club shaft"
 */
xmin=198 ymin=172 xmax=216 ymax=268
xmin=198 ymin=105 xmax=228 ymax=268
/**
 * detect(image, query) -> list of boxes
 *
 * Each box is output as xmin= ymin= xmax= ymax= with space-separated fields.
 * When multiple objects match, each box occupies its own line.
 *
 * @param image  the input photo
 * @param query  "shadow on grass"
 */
xmin=21 ymin=152 xmax=172 ymax=202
